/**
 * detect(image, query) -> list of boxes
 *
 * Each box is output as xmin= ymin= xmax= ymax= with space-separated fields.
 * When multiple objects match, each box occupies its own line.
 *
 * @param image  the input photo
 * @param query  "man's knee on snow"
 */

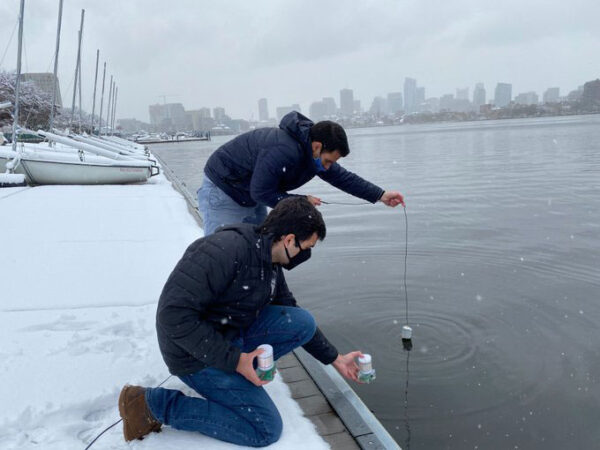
xmin=254 ymin=408 xmax=283 ymax=447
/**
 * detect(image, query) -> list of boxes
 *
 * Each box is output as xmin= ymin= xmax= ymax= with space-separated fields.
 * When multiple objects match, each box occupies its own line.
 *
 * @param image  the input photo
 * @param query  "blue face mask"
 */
xmin=313 ymin=157 xmax=326 ymax=173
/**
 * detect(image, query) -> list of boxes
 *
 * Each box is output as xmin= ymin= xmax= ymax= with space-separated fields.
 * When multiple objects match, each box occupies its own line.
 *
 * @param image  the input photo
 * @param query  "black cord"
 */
xmin=84 ymin=375 xmax=172 ymax=450
xmin=403 ymin=206 xmax=409 ymax=324
xmin=404 ymin=349 xmax=412 ymax=450
xmin=320 ymin=200 xmax=372 ymax=205
xmin=83 ymin=418 xmax=121 ymax=450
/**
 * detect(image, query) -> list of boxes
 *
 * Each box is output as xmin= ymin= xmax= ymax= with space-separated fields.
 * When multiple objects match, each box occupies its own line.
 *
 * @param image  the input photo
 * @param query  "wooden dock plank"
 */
xmin=322 ymin=430 xmax=362 ymax=449
xmin=295 ymin=394 xmax=332 ymax=416
xmin=310 ymin=411 xmax=347 ymax=436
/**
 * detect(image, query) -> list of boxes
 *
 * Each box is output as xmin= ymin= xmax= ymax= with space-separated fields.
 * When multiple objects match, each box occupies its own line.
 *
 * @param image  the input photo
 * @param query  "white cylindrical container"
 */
xmin=358 ymin=354 xmax=373 ymax=374
xmin=257 ymin=344 xmax=274 ymax=371
xmin=402 ymin=325 xmax=413 ymax=340
xmin=357 ymin=353 xmax=376 ymax=383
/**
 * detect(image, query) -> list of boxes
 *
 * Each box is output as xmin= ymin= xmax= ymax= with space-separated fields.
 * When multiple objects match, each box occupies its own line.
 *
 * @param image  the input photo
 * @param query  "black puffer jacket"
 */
xmin=156 ymin=224 xmax=338 ymax=376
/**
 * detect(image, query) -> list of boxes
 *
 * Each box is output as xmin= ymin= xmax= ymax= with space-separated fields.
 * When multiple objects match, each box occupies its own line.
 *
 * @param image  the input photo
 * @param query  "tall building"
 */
xmin=322 ymin=97 xmax=337 ymax=116
xmin=21 ymin=72 xmax=62 ymax=107
xmin=309 ymin=101 xmax=327 ymax=121
xmin=213 ymin=107 xmax=226 ymax=122
xmin=581 ymin=79 xmax=600 ymax=107
xmin=369 ymin=96 xmax=387 ymax=116
xmin=258 ymin=98 xmax=269 ymax=121
xmin=168 ymin=103 xmax=186 ymax=129
xmin=387 ymin=92 xmax=403 ymax=114
xmin=148 ymin=103 xmax=186 ymax=131
xmin=567 ymin=86 xmax=584 ymax=102
xmin=148 ymin=104 xmax=162 ymax=126
xmin=416 ymin=87 xmax=425 ymax=110
xmin=514 ymin=91 xmax=539 ymax=105
xmin=543 ymin=87 xmax=560 ymax=104
xmin=473 ymin=83 xmax=486 ymax=109
xmin=340 ymin=88 xmax=354 ymax=116
xmin=404 ymin=78 xmax=417 ymax=113
xmin=186 ymin=109 xmax=215 ymax=131
xmin=494 ymin=83 xmax=512 ymax=107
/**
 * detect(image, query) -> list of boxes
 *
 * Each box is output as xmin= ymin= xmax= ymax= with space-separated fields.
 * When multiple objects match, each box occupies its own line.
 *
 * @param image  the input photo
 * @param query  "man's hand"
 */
xmin=332 ymin=351 xmax=363 ymax=383
xmin=236 ymin=348 xmax=270 ymax=387
xmin=379 ymin=190 xmax=405 ymax=207
xmin=306 ymin=195 xmax=322 ymax=206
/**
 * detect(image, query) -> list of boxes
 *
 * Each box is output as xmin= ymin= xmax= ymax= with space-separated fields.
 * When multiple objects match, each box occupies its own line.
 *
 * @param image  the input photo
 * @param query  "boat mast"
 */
xmin=98 ymin=62 xmax=106 ymax=135
xmin=111 ymin=86 xmax=118 ymax=135
xmin=48 ymin=0 xmax=63 ymax=134
xmin=105 ymin=76 xmax=113 ymax=135
xmin=11 ymin=0 xmax=25 ymax=153
xmin=90 ymin=49 xmax=99 ymax=134
xmin=70 ymin=9 xmax=84 ymax=128
xmin=77 ymin=38 xmax=83 ymax=132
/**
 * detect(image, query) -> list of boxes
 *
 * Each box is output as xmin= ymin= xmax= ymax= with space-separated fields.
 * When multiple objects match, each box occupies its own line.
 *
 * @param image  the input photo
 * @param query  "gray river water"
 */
xmin=151 ymin=114 xmax=600 ymax=449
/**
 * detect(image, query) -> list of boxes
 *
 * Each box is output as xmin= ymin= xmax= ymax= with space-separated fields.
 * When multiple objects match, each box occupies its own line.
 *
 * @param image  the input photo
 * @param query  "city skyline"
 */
xmin=143 ymin=73 xmax=594 ymax=124
xmin=2 ymin=0 xmax=598 ymax=122
xmin=147 ymin=77 xmax=582 ymax=125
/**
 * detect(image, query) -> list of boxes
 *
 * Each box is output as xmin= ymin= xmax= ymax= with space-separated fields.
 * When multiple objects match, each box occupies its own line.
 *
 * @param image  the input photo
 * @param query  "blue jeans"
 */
xmin=197 ymin=177 xmax=268 ymax=236
xmin=146 ymin=305 xmax=317 ymax=447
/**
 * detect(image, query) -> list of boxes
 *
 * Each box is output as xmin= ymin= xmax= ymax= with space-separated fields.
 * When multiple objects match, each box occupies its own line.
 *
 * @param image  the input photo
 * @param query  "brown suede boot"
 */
xmin=118 ymin=385 xmax=162 ymax=441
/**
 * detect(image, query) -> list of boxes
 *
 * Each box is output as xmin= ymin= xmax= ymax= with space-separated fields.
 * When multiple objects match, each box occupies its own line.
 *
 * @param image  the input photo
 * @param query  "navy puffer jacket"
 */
xmin=156 ymin=223 xmax=338 ymax=376
xmin=204 ymin=111 xmax=384 ymax=207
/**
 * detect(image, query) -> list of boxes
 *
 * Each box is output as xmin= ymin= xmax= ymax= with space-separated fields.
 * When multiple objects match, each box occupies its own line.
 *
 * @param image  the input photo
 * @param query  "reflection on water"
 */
xmin=152 ymin=115 xmax=600 ymax=449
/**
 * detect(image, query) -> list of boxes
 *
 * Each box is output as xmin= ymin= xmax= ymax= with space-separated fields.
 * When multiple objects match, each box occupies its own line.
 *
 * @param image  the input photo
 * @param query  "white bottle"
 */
xmin=358 ymin=354 xmax=376 ymax=383
xmin=256 ymin=344 xmax=276 ymax=381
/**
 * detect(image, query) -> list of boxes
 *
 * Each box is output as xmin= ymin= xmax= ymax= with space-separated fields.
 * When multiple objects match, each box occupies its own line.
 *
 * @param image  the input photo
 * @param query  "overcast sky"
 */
xmin=1 ymin=0 xmax=599 ymax=122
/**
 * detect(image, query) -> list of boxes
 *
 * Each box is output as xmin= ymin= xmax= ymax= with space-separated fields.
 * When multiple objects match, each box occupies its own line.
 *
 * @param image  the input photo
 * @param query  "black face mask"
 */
xmin=282 ymin=237 xmax=312 ymax=271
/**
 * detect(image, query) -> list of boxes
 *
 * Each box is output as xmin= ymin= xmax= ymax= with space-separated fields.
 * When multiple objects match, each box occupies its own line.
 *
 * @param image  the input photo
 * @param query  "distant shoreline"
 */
xmin=343 ymin=110 xmax=600 ymax=130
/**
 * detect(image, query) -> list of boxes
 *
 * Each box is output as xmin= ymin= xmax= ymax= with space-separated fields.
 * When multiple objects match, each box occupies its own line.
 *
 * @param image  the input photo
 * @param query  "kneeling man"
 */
xmin=119 ymin=197 xmax=363 ymax=447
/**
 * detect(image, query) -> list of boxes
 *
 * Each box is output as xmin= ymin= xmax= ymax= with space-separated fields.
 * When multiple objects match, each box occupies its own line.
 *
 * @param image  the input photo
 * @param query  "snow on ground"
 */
xmin=0 ymin=175 xmax=328 ymax=450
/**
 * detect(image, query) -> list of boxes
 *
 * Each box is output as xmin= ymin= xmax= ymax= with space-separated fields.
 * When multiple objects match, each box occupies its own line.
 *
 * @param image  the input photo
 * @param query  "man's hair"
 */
xmin=259 ymin=197 xmax=326 ymax=242
xmin=309 ymin=120 xmax=350 ymax=157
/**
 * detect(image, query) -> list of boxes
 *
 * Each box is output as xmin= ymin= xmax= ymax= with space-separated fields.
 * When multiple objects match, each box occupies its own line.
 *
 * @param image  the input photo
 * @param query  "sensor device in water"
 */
xmin=256 ymin=344 xmax=276 ymax=381
xmin=402 ymin=325 xmax=412 ymax=340
xmin=358 ymin=354 xmax=376 ymax=383
xmin=402 ymin=325 xmax=413 ymax=351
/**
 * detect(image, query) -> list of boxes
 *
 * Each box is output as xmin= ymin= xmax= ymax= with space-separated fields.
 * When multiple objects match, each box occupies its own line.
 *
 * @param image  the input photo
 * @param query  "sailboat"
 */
xmin=1 ymin=0 xmax=159 ymax=186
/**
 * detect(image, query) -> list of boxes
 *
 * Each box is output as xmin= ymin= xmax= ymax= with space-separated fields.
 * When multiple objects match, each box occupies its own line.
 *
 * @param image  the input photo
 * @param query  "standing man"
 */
xmin=199 ymin=111 xmax=405 ymax=235
xmin=118 ymin=197 xmax=364 ymax=446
